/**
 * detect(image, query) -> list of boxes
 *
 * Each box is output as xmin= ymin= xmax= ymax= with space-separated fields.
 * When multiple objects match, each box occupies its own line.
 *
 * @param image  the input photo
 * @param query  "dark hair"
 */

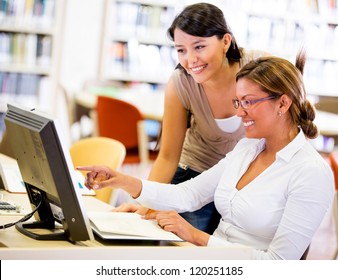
xmin=236 ymin=50 xmax=318 ymax=139
xmin=167 ymin=2 xmax=242 ymax=63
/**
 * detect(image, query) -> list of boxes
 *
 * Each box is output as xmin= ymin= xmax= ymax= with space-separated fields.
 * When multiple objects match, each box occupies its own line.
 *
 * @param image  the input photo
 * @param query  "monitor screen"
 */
xmin=4 ymin=103 xmax=94 ymax=243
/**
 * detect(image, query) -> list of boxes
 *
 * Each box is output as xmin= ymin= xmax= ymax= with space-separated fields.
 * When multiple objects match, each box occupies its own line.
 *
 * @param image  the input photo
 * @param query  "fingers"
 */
xmin=76 ymin=166 xmax=113 ymax=190
xmin=76 ymin=166 xmax=98 ymax=172
xmin=113 ymin=203 xmax=139 ymax=213
xmin=145 ymin=211 xmax=180 ymax=229
xmin=113 ymin=203 xmax=150 ymax=216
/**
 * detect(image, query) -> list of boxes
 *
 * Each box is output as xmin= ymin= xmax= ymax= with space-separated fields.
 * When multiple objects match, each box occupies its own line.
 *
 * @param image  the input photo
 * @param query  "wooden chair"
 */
xmin=69 ymin=136 xmax=126 ymax=204
xmin=93 ymin=95 xmax=158 ymax=165
xmin=328 ymin=151 xmax=338 ymax=259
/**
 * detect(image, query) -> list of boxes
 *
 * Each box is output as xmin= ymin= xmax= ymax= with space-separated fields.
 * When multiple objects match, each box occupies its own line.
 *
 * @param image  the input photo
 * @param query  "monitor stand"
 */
xmin=15 ymin=220 xmax=67 ymax=241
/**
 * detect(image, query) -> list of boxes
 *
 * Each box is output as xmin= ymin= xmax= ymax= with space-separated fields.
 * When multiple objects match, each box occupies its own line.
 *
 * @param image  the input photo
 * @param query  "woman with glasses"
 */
xmin=122 ymin=2 xmax=267 ymax=234
xmin=79 ymin=51 xmax=334 ymax=259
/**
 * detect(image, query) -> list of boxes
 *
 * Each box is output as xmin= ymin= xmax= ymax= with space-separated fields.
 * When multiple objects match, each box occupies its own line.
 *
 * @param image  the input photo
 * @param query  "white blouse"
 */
xmin=137 ymin=130 xmax=335 ymax=259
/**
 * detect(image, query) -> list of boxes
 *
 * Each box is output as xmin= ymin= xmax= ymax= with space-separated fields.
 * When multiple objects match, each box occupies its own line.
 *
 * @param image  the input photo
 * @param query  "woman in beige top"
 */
xmin=123 ymin=3 xmax=267 ymax=234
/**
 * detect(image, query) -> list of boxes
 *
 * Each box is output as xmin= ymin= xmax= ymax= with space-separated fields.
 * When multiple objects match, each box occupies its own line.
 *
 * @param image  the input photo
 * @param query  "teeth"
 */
xmin=243 ymin=121 xmax=254 ymax=127
xmin=191 ymin=65 xmax=206 ymax=72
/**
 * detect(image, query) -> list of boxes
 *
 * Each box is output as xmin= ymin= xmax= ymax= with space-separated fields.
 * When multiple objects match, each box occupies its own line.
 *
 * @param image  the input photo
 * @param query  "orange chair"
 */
xmin=328 ymin=151 xmax=338 ymax=259
xmin=94 ymin=95 xmax=158 ymax=165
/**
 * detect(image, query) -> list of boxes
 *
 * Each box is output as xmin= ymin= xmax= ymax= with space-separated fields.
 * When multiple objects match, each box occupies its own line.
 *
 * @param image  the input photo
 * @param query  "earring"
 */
xmin=278 ymin=111 xmax=282 ymax=117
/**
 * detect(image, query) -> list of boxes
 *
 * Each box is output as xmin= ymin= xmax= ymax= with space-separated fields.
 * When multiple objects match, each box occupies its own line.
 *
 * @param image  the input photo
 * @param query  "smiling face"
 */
xmin=173 ymin=28 xmax=231 ymax=83
xmin=235 ymin=78 xmax=281 ymax=139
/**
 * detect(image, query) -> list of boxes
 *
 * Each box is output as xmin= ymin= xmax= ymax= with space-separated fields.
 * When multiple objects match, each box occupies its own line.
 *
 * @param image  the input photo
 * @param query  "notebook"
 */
xmin=87 ymin=211 xmax=183 ymax=242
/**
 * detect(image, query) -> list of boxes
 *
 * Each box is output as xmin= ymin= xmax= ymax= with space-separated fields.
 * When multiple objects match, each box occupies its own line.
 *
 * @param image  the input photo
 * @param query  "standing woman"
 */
xmin=146 ymin=3 xmax=267 ymax=233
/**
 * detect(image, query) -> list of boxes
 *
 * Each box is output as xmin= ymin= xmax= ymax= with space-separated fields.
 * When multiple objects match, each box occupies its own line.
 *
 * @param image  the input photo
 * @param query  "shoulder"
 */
xmin=171 ymin=68 xmax=200 ymax=98
xmin=299 ymin=143 xmax=333 ymax=177
xmin=288 ymin=142 xmax=334 ymax=197
xmin=172 ymin=68 xmax=192 ymax=84
xmin=241 ymin=49 xmax=270 ymax=64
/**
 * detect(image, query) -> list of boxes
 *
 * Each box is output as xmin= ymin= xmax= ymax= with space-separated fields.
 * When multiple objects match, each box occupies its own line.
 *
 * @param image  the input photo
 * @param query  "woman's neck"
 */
xmin=265 ymin=126 xmax=299 ymax=154
xmin=203 ymin=61 xmax=239 ymax=93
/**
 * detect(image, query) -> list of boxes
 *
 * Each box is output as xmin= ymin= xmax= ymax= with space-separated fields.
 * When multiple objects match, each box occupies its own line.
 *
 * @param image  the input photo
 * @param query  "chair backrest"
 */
xmin=69 ymin=136 xmax=126 ymax=203
xmin=95 ymin=95 xmax=156 ymax=164
xmin=96 ymin=95 xmax=144 ymax=149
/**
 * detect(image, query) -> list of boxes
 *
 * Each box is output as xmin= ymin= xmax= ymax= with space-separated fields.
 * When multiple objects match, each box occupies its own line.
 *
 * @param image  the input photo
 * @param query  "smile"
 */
xmin=190 ymin=64 xmax=207 ymax=73
xmin=243 ymin=120 xmax=255 ymax=127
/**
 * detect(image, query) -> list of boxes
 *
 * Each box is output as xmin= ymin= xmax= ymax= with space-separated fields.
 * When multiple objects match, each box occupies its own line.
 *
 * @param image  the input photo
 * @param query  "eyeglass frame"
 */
xmin=232 ymin=95 xmax=278 ymax=110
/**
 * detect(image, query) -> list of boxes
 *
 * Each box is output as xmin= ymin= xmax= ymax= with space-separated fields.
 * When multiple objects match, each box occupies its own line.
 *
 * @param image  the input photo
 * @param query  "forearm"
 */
xmin=119 ymin=173 xmax=143 ymax=198
xmin=148 ymin=156 xmax=179 ymax=183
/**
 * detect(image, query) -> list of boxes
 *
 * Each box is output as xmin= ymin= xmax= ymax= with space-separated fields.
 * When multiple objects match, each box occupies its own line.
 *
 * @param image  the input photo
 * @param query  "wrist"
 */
xmin=128 ymin=177 xmax=142 ymax=198
xmin=192 ymin=229 xmax=210 ymax=246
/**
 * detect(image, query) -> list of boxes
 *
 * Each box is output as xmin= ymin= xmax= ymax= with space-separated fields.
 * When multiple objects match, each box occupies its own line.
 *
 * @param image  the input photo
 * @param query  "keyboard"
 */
xmin=0 ymin=200 xmax=26 ymax=215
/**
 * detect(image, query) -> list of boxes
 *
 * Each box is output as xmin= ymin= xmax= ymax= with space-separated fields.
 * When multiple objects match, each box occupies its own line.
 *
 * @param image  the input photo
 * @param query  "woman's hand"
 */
xmin=113 ymin=203 xmax=150 ymax=216
xmin=76 ymin=165 xmax=143 ymax=198
xmin=145 ymin=210 xmax=210 ymax=246
xmin=77 ymin=165 xmax=113 ymax=190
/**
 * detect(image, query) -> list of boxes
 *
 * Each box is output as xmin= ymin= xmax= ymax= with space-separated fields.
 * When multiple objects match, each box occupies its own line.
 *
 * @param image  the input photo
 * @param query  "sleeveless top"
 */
xmin=172 ymin=49 xmax=267 ymax=173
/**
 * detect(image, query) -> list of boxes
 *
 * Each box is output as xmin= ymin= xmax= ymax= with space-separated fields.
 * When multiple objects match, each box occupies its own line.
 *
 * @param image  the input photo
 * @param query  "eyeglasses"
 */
xmin=232 ymin=96 xmax=277 ymax=110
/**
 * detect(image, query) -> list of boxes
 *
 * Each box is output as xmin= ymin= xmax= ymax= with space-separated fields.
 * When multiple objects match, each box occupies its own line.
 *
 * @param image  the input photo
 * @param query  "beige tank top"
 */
xmin=172 ymin=49 xmax=266 ymax=172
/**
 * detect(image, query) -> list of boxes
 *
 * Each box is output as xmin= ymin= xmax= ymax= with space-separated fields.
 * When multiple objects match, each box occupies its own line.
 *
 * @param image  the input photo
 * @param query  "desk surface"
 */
xmin=314 ymin=110 xmax=338 ymax=136
xmin=0 ymin=191 xmax=251 ymax=260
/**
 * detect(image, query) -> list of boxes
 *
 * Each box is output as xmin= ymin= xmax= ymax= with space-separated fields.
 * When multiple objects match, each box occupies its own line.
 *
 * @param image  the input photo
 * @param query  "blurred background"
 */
xmin=0 ymin=0 xmax=338 ymax=147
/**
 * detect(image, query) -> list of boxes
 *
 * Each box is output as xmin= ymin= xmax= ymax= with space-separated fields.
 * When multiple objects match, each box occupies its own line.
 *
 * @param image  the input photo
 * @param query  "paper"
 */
xmin=88 ymin=211 xmax=182 ymax=241
xmin=0 ymin=156 xmax=25 ymax=193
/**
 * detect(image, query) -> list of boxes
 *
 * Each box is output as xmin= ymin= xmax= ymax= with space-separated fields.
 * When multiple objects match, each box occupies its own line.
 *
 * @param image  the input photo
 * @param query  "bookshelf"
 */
xmin=99 ymin=0 xmax=338 ymax=98
xmin=0 ymin=0 xmax=64 ymax=117
xmin=222 ymin=0 xmax=338 ymax=98
xmin=99 ymin=0 xmax=180 ymax=86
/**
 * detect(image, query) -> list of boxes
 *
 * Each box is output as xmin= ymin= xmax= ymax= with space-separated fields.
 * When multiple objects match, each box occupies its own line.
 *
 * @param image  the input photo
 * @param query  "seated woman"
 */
xmin=78 ymin=51 xmax=334 ymax=260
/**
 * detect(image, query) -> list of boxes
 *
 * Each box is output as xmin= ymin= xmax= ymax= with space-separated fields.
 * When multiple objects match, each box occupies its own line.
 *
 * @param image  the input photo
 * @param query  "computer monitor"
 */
xmin=4 ymin=103 xmax=94 ymax=243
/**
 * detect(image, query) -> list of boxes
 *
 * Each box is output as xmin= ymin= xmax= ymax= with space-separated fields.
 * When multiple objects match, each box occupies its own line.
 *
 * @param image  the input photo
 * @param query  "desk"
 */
xmin=75 ymin=90 xmax=164 ymax=121
xmin=315 ymin=110 xmax=338 ymax=136
xmin=0 ymin=191 xmax=251 ymax=260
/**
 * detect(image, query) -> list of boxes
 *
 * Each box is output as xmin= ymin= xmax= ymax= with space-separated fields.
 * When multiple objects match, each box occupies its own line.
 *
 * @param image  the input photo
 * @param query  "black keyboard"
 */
xmin=0 ymin=200 xmax=21 ymax=214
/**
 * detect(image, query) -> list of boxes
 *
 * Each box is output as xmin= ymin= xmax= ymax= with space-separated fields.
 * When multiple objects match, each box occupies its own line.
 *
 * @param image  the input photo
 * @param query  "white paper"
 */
xmin=0 ymin=159 xmax=25 ymax=193
xmin=88 ymin=211 xmax=182 ymax=241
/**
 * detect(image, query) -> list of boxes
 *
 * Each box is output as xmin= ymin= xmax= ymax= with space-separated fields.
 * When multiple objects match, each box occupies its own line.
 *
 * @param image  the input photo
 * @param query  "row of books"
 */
xmin=0 ymin=0 xmax=55 ymax=27
xmin=289 ymin=0 xmax=338 ymax=16
xmin=109 ymin=1 xmax=176 ymax=37
xmin=0 ymin=72 xmax=53 ymax=115
xmin=105 ymin=41 xmax=177 ymax=81
xmin=245 ymin=15 xmax=338 ymax=60
xmin=0 ymin=32 xmax=52 ymax=66
xmin=0 ymin=71 xmax=41 ymax=97
xmin=244 ymin=0 xmax=338 ymax=16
